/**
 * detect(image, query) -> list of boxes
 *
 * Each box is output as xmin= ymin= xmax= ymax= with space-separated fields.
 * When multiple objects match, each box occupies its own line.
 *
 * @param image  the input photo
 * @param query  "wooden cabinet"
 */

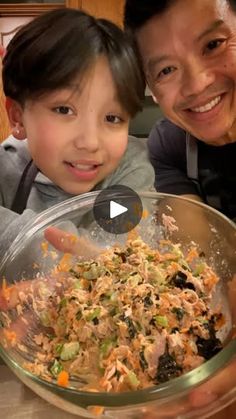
xmin=0 ymin=3 xmax=66 ymax=142
xmin=80 ymin=0 xmax=125 ymax=28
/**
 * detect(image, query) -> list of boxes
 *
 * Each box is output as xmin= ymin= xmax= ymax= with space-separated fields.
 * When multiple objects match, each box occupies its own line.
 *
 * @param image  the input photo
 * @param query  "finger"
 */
xmin=189 ymin=359 xmax=236 ymax=408
xmin=44 ymin=226 xmax=80 ymax=254
xmin=44 ymin=226 xmax=100 ymax=258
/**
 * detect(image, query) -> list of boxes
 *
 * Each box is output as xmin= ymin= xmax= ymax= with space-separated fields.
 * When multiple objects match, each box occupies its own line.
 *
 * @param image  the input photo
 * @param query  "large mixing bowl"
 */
xmin=0 ymin=192 xmax=235 ymax=419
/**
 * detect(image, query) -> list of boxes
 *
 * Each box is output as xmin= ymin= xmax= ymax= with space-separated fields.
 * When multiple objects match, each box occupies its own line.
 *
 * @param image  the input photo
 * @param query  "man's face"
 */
xmin=136 ymin=0 xmax=236 ymax=145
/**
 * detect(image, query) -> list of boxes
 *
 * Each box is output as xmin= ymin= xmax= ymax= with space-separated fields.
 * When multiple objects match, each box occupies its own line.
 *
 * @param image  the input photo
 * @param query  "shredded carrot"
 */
xmin=141 ymin=209 xmax=149 ymax=219
xmin=88 ymin=406 xmax=104 ymax=416
xmin=3 ymin=329 xmax=17 ymax=346
xmin=57 ymin=370 xmax=69 ymax=387
xmin=186 ymin=247 xmax=199 ymax=263
xmin=57 ymin=253 xmax=72 ymax=272
xmin=1 ymin=278 xmax=13 ymax=300
xmin=203 ymin=272 xmax=218 ymax=290
xmin=68 ymin=234 xmax=78 ymax=245
xmin=41 ymin=241 xmax=49 ymax=256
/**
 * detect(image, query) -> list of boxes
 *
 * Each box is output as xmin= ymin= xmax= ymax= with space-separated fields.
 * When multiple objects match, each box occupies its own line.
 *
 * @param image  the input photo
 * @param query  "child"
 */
xmin=0 ymin=8 xmax=154 ymax=260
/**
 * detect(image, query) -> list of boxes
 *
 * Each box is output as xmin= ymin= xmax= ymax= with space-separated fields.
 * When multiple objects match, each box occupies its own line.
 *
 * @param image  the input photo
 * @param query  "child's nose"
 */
xmin=73 ymin=121 xmax=100 ymax=152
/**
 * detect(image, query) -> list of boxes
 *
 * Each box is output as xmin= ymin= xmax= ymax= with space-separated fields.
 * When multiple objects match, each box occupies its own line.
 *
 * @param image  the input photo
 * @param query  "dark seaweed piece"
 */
xmin=196 ymin=336 xmax=222 ymax=360
xmin=171 ymin=327 xmax=179 ymax=334
xmin=170 ymin=271 xmax=195 ymax=290
xmin=171 ymin=307 xmax=185 ymax=321
xmin=196 ymin=315 xmax=223 ymax=359
xmin=115 ymin=369 xmax=121 ymax=379
xmin=185 ymin=282 xmax=196 ymax=290
xmin=109 ymin=307 xmax=118 ymax=316
xmin=69 ymin=268 xmax=80 ymax=279
xmin=170 ymin=271 xmax=187 ymax=288
xmin=125 ymin=317 xmax=137 ymax=339
xmin=139 ymin=350 xmax=148 ymax=371
xmin=114 ymin=251 xmax=126 ymax=263
xmin=76 ymin=310 xmax=82 ymax=320
xmin=156 ymin=353 xmax=182 ymax=383
xmin=143 ymin=292 xmax=153 ymax=307
xmin=126 ymin=247 xmax=133 ymax=255
xmin=119 ymin=315 xmax=137 ymax=339
xmin=149 ymin=318 xmax=156 ymax=327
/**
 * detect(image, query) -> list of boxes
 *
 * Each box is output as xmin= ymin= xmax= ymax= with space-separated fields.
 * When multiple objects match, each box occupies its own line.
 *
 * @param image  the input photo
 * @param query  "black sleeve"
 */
xmin=147 ymin=118 xmax=199 ymax=196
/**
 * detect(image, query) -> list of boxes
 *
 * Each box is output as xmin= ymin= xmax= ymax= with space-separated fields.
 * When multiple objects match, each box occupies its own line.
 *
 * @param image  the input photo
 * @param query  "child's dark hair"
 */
xmin=124 ymin=0 xmax=236 ymax=32
xmin=3 ymin=8 xmax=145 ymax=117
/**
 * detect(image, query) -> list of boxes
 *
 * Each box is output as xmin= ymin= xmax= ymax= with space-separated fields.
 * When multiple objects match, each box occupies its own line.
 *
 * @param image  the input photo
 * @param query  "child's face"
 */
xmin=15 ymin=57 xmax=130 ymax=195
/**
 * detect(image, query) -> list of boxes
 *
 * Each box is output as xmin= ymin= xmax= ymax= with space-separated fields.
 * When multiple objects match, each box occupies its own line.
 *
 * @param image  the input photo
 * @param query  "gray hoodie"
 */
xmin=0 ymin=135 xmax=154 ymax=260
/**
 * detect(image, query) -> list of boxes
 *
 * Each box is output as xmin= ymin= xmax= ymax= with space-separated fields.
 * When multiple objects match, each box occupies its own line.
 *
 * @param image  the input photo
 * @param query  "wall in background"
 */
xmin=129 ymin=96 xmax=163 ymax=138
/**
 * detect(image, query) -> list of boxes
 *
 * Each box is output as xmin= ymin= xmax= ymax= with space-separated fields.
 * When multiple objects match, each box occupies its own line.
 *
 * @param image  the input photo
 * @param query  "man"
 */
xmin=125 ymin=0 xmax=236 ymax=220
xmin=124 ymin=1 xmax=236 ymax=418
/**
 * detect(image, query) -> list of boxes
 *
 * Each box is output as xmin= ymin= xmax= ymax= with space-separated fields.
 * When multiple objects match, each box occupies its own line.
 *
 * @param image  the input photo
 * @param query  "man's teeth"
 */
xmin=191 ymin=96 xmax=221 ymax=113
xmin=71 ymin=163 xmax=95 ymax=170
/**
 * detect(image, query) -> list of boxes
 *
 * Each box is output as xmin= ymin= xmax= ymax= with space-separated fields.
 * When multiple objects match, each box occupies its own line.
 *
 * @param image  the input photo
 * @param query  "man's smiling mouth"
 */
xmin=189 ymin=95 xmax=222 ymax=113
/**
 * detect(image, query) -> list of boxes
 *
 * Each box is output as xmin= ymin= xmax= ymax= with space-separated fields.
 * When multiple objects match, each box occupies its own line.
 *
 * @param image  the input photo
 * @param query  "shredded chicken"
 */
xmin=1 ymin=237 xmax=224 ymax=392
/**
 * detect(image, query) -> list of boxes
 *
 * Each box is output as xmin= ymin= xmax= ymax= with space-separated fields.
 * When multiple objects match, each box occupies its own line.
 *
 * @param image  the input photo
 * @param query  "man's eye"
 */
xmin=157 ymin=66 xmax=175 ymax=80
xmin=106 ymin=114 xmax=122 ymax=124
xmin=205 ymin=39 xmax=225 ymax=52
xmin=54 ymin=106 xmax=73 ymax=115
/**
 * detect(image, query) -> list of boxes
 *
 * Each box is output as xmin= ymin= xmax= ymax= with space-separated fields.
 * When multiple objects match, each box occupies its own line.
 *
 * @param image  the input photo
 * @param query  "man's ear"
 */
xmin=5 ymin=97 xmax=26 ymax=140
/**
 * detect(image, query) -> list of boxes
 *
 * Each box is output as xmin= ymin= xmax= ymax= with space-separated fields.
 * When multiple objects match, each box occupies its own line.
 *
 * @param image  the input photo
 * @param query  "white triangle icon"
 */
xmin=110 ymin=200 xmax=128 ymax=219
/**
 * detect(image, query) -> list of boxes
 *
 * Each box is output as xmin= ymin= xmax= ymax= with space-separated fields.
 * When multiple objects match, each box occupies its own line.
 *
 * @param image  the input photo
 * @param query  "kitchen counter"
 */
xmin=0 ymin=365 xmax=78 ymax=419
xmin=1 ymin=364 xmax=235 ymax=418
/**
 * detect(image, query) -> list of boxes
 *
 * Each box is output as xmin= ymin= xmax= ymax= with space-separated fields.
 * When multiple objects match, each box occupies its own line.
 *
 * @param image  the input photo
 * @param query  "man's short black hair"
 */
xmin=124 ymin=0 xmax=236 ymax=32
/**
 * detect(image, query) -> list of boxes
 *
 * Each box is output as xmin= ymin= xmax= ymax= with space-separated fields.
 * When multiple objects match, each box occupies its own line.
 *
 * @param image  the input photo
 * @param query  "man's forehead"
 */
xmin=136 ymin=0 xmax=231 ymax=36
xmin=136 ymin=0 xmax=234 ymax=67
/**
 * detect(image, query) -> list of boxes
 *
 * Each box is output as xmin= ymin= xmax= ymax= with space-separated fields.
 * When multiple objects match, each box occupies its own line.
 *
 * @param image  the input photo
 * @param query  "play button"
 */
xmin=93 ymin=185 xmax=143 ymax=234
xmin=110 ymin=201 xmax=128 ymax=219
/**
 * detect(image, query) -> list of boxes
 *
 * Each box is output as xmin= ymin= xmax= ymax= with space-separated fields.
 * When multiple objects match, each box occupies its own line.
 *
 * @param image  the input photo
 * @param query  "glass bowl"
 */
xmin=0 ymin=192 xmax=235 ymax=419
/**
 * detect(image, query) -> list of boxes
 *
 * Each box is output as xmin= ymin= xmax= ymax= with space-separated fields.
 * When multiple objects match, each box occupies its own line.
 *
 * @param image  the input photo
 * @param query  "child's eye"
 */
xmin=106 ymin=114 xmax=123 ymax=124
xmin=204 ymin=38 xmax=225 ymax=53
xmin=54 ymin=106 xmax=73 ymax=115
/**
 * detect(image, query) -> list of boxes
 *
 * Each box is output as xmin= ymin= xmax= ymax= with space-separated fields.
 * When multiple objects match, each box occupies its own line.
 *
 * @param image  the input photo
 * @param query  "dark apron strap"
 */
xmin=186 ymin=133 xmax=198 ymax=180
xmin=11 ymin=159 xmax=38 ymax=214
xmin=186 ymin=133 xmax=205 ymax=198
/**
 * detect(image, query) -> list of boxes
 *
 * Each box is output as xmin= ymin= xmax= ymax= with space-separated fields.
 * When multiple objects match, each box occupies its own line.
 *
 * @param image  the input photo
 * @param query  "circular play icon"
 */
xmin=93 ymin=185 xmax=143 ymax=234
